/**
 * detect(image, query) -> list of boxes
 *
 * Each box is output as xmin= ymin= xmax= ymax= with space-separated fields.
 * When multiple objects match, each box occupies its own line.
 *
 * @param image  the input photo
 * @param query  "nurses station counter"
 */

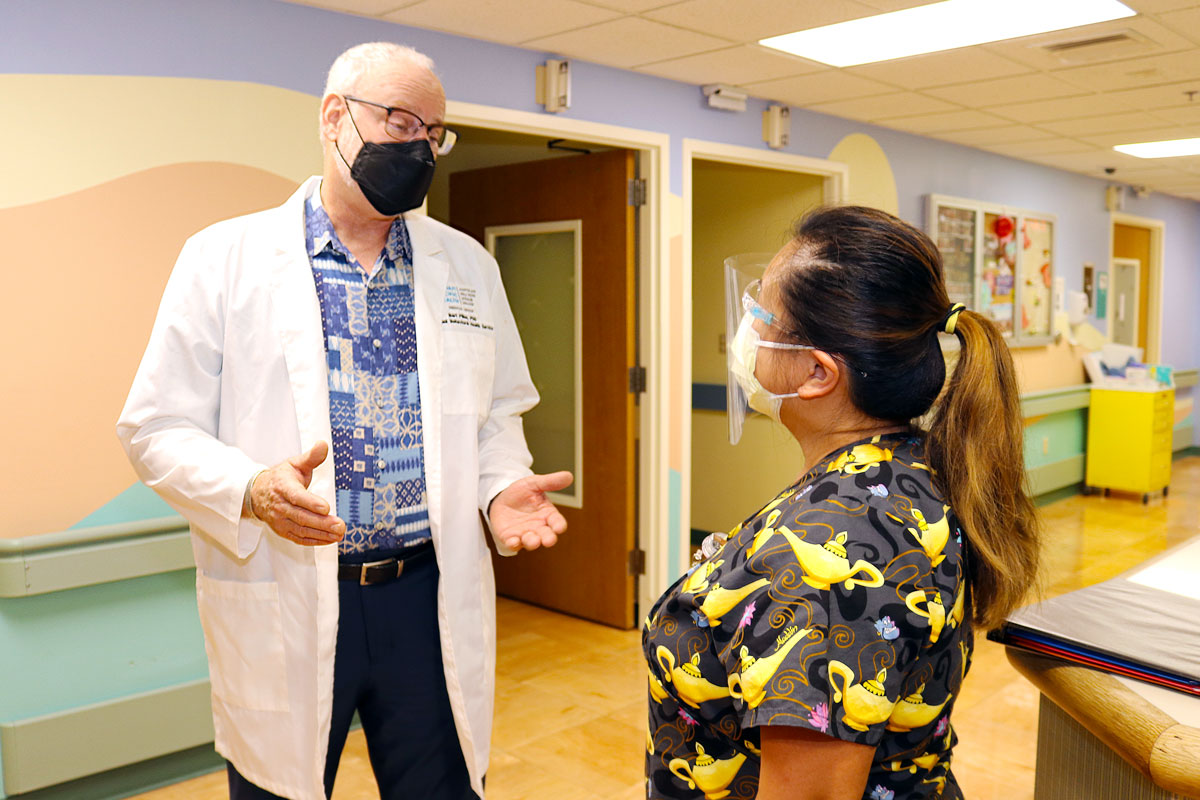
xmin=1003 ymin=536 xmax=1200 ymax=800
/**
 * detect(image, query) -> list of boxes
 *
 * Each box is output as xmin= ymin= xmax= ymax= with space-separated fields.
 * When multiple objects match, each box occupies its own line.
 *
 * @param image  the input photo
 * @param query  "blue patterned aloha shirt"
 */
xmin=305 ymin=187 xmax=431 ymax=560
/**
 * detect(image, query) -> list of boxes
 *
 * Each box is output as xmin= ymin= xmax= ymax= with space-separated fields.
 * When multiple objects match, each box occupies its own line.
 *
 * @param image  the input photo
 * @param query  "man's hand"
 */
xmin=249 ymin=441 xmax=346 ymax=546
xmin=489 ymin=472 xmax=573 ymax=552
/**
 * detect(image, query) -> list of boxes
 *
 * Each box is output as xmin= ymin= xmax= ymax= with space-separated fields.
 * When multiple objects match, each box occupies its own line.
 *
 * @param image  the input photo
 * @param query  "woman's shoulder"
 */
xmin=759 ymin=433 xmax=962 ymax=576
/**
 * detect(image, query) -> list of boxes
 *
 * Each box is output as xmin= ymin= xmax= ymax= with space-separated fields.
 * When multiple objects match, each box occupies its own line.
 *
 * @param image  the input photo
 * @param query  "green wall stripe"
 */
xmin=69 ymin=484 xmax=176 ymax=530
xmin=1020 ymin=385 xmax=1090 ymax=418
xmin=0 ymin=573 xmax=206 ymax=722
xmin=0 ymin=518 xmax=187 ymax=556
xmin=1027 ymin=455 xmax=1085 ymax=497
xmin=1173 ymin=426 xmax=1195 ymax=452
xmin=1 ymin=680 xmax=213 ymax=795
xmin=1175 ymin=368 xmax=1198 ymax=388
xmin=0 ymin=532 xmax=195 ymax=598
xmin=2 ymin=743 xmax=222 ymax=800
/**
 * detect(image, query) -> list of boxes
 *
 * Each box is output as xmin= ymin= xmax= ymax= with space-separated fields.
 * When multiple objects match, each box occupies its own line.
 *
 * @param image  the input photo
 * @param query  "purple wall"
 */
xmin=6 ymin=0 xmax=1198 ymax=369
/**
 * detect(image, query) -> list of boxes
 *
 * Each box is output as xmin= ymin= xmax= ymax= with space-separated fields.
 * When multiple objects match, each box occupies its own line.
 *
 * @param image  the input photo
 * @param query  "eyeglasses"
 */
xmin=742 ymin=280 xmax=780 ymax=327
xmin=343 ymin=95 xmax=458 ymax=155
xmin=743 ymin=279 xmax=868 ymax=376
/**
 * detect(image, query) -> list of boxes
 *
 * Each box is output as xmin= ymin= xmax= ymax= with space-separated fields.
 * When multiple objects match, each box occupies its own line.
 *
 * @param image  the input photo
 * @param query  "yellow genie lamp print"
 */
xmin=886 ymin=683 xmax=950 ymax=732
xmin=727 ymin=625 xmax=813 ymax=709
xmin=681 ymin=559 xmax=724 ymax=595
xmin=668 ymin=743 xmax=747 ymax=800
xmin=656 ymin=648 xmax=729 ymax=707
xmin=825 ymin=441 xmax=894 ymax=474
xmin=905 ymin=588 xmax=947 ymax=643
xmin=777 ymin=529 xmax=885 ymax=591
xmin=827 ymin=661 xmax=897 ymax=732
xmin=697 ymin=578 xmax=770 ymax=626
xmin=905 ymin=505 xmax=952 ymax=567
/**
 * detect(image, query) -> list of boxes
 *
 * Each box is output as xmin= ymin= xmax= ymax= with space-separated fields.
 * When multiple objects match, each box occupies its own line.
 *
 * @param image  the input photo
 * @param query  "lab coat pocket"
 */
xmin=196 ymin=573 xmax=290 ymax=712
xmin=442 ymin=329 xmax=495 ymax=417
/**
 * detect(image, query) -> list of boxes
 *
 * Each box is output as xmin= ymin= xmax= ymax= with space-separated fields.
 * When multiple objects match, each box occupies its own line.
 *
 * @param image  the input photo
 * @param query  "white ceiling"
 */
xmin=285 ymin=0 xmax=1200 ymax=201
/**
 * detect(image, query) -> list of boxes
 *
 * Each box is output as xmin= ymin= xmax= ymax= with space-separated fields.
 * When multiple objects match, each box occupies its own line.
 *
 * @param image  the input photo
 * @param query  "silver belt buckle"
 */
xmin=359 ymin=557 xmax=401 ymax=586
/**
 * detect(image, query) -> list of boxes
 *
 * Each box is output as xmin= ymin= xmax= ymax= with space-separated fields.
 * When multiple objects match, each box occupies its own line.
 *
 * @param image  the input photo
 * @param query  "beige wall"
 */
xmin=2 ymin=164 xmax=298 ymax=536
xmin=690 ymin=159 xmax=825 ymax=534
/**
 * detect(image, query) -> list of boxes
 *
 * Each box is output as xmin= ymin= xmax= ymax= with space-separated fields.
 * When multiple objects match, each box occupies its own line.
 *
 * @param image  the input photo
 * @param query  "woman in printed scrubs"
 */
xmin=644 ymin=206 xmax=1040 ymax=800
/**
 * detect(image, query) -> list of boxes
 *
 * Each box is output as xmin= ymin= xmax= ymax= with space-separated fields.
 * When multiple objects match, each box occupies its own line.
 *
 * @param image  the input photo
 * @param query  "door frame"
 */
xmin=1109 ymin=256 xmax=1141 ymax=349
xmin=445 ymin=100 xmax=670 ymax=613
xmin=680 ymin=138 xmax=849 ymax=576
xmin=1108 ymin=212 xmax=1165 ymax=362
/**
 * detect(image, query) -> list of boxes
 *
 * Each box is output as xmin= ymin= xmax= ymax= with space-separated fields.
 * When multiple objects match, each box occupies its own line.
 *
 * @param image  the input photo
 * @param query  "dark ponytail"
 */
xmin=778 ymin=206 xmax=1039 ymax=629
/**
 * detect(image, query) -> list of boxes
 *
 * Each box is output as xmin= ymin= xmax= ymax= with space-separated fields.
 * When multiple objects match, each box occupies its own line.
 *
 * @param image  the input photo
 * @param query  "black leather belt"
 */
xmin=338 ymin=542 xmax=434 ymax=585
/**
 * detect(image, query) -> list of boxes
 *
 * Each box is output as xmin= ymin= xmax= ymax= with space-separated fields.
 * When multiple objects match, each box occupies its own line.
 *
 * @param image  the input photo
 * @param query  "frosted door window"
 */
xmin=489 ymin=224 xmax=581 ymax=504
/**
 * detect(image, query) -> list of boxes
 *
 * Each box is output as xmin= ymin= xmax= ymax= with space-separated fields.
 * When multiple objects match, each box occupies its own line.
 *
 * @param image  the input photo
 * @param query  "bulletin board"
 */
xmin=926 ymin=194 xmax=1056 ymax=347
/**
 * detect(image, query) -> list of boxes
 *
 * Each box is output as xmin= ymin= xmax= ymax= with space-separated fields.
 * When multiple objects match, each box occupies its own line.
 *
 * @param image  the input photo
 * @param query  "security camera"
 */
xmin=1104 ymin=167 xmax=1117 ymax=175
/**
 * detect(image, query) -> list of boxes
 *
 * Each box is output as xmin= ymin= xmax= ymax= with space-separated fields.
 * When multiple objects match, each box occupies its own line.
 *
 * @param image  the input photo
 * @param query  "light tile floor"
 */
xmin=132 ymin=457 xmax=1200 ymax=800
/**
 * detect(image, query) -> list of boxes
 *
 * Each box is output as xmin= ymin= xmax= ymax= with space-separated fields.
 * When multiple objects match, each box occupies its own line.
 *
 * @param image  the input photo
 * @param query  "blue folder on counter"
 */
xmin=989 ymin=576 xmax=1200 ymax=696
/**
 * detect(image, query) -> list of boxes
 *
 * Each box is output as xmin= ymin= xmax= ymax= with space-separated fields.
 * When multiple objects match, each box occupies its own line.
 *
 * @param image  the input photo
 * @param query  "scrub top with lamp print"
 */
xmin=644 ymin=432 xmax=971 ymax=800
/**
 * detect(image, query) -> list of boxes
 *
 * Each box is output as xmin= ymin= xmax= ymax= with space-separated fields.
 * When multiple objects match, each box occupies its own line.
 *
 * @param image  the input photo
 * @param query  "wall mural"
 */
xmin=0 ymin=74 xmax=321 ymax=536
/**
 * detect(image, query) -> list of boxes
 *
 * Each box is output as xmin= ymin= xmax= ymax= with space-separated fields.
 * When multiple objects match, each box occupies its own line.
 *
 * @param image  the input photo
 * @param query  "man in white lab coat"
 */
xmin=117 ymin=42 xmax=571 ymax=800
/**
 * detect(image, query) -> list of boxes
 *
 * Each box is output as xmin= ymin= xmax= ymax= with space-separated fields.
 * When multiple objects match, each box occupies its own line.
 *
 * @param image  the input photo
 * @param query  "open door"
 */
xmin=450 ymin=149 xmax=639 ymax=629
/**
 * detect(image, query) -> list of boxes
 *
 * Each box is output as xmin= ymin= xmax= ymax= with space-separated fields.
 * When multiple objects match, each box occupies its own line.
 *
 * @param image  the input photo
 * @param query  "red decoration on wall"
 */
xmin=994 ymin=216 xmax=1014 ymax=238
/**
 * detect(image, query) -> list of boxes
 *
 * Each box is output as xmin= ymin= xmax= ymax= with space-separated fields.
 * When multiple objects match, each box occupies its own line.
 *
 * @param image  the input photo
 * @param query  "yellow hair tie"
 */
xmin=940 ymin=303 xmax=966 ymax=335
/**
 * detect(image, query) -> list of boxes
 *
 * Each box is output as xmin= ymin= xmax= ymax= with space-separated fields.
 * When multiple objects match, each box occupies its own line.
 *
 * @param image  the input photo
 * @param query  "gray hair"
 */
xmin=323 ymin=42 xmax=438 ymax=97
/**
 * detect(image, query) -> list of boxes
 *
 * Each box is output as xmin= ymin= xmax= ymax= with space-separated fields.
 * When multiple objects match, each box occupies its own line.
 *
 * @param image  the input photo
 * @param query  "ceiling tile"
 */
xmin=522 ymin=17 xmax=731 ymax=68
xmin=857 ymin=0 xmax=944 ymax=8
xmin=983 ymin=16 xmax=1197 ymax=73
xmin=989 ymin=93 xmax=1138 ymax=123
xmin=1049 ymin=49 xmax=1200 ymax=93
xmin=986 ymin=138 xmax=1097 ymax=158
xmin=575 ymin=0 xmax=680 ymax=10
xmin=634 ymin=44 xmax=825 ymax=85
xmin=1156 ymin=103 xmax=1200 ymax=124
xmin=925 ymin=74 xmax=1084 ymax=107
xmin=877 ymin=109 xmax=1012 ymax=134
xmin=741 ymin=71 xmax=896 ymax=106
xmin=642 ymin=0 xmax=877 ymax=43
xmin=285 ymin=0 xmax=422 ymax=15
xmin=384 ymin=0 xmax=620 ymax=44
xmin=1157 ymin=7 xmax=1200 ymax=45
xmin=1040 ymin=111 xmax=1177 ymax=137
xmin=1120 ymin=0 xmax=1200 ymax=13
xmin=805 ymin=91 xmax=959 ymax=121
xmin=846 ymin=48 xmax=1033 ymax=89
xmin=936 ymin=125 xmax=1059 ymax=147
xmin=1023 ymin=149 xmax=1150 ymax=174
xmin=1080 ymin=125 xmax=1197 ymax=147
xmin=1102 ymin=80 xmax=1200 ymax=111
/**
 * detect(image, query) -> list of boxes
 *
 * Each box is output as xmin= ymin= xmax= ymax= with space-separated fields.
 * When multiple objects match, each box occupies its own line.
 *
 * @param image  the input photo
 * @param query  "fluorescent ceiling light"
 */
xmin=759 ymin=0 xmax=1137 ymax=68
xmin=1114 ymin=138 xmax=1200 ymax=158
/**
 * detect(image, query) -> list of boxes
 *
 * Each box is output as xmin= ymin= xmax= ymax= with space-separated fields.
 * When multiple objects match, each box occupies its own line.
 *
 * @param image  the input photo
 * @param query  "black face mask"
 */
xmin=336 ymin=108 xmax=437 ymax=216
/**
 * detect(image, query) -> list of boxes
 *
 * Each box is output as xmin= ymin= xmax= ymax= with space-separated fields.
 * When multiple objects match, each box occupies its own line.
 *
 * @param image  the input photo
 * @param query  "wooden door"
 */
xmin=450 ymin=149 xmax=638 ymax=629
xmin=1113 ymin=223 xmax=1152 ymax=350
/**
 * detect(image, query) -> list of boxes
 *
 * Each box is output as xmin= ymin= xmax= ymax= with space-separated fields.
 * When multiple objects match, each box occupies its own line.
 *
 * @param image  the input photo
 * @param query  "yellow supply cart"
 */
xmin=1084 ymin=386 xmax=1174 ymax=503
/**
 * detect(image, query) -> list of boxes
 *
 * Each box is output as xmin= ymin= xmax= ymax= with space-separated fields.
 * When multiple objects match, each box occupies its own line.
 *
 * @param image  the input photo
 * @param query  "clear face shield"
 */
xmin=725 ymin=255 xmax=770 ymax=445
xmin=725 ymin=254 xmax=817 ymax=445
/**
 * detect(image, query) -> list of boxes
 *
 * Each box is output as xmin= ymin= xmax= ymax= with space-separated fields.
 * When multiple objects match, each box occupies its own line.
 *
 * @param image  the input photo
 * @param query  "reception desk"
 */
xmin=1004 ymin=535 xmax=1200 ymax=799
xmin=1007 ymin=649 xmax=1200 ymax=799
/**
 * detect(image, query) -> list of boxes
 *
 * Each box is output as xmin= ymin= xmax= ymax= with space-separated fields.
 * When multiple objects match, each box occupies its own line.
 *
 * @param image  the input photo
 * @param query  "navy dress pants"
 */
xmin=227 ymin=553 xmax=477 ymax=800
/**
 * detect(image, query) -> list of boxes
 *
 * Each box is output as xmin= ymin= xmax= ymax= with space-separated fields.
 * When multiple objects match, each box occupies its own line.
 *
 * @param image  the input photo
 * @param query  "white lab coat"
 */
xmin=117 ymin=177 xmax=536 ymax=800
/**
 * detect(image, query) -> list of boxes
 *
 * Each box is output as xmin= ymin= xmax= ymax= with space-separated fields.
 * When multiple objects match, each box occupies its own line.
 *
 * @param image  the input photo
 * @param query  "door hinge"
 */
xmin=628 ymin=365 xmax=647 ymax=394
xmin=628 ymin=548 xmax=646 ymax=575
xmin=627 ymin=177 xmax=647 ymax=207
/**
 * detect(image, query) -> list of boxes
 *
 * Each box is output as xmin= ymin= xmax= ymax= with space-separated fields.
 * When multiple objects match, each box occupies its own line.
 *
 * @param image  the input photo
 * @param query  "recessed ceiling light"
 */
xmin=1114 ymin=137 xmax=1200 ymax=158
xmin=758 ymin=0 xmax=1137 ymax=68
